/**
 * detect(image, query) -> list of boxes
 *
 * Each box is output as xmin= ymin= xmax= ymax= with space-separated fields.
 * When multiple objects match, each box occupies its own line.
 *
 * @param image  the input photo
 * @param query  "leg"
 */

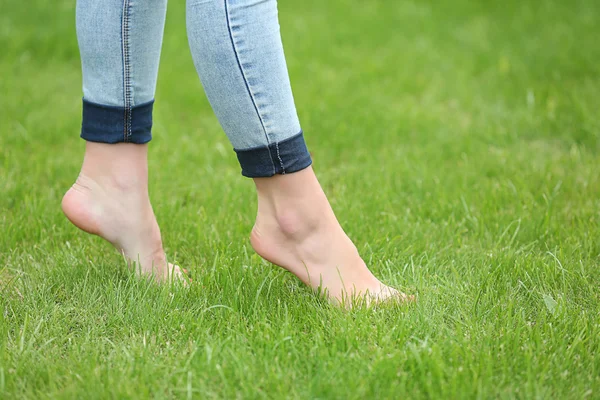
xmin=187 ymin=0 xmax=411 ymax=305
xmin=63 ymin=0 xmax=184 ymax=281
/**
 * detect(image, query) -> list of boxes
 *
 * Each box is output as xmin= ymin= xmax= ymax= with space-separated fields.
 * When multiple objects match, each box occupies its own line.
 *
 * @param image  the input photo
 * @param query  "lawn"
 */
xmin=1 ymin=0 xmax=599 ymax=398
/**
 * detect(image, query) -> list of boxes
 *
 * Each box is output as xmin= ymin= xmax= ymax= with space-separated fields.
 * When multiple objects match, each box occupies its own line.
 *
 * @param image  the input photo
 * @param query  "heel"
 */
xmin=61 ymin=186 xmax=100 ymax=236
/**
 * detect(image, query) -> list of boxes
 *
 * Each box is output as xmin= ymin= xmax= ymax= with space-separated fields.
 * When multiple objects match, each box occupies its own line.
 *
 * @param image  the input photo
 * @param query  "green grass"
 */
xmin=1 ymin=0 xmax=599 ymax=398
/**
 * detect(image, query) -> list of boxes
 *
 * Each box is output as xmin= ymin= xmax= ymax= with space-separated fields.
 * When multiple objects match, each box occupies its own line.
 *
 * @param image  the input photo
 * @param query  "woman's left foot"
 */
xmin=250 ymin=167 xmax=414 ymax=307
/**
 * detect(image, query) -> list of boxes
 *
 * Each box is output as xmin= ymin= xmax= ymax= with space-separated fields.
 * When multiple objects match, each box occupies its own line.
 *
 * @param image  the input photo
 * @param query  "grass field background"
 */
xmin=1 ymin=0 xmax=599 ymax=398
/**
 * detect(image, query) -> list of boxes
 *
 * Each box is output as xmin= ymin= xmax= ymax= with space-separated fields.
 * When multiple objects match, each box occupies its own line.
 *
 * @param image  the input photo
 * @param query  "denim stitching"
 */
xmin=121 ymin=0 xmax=132 ymax=142
xmin=274 ymin=141 xmax=285 ymax=174
xmin=223 ymin=0 xmax=275 ymax=175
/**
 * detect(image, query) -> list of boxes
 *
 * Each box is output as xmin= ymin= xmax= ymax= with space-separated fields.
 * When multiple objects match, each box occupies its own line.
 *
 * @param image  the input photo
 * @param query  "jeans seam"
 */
xmin=121 ymin=0 xmax=132 ymax=142
xmin=274 ymin=142 xmax=285 ymax=174
xmin=223 ymin=0 xmax=275 ymax=175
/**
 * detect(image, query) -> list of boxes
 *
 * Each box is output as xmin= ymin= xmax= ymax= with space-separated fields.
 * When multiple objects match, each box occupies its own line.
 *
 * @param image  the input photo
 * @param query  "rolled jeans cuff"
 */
xmin=80 ymin=99 xmax=154 ymax=144
xmin=234 ymin=131 xmax=313 ymax=178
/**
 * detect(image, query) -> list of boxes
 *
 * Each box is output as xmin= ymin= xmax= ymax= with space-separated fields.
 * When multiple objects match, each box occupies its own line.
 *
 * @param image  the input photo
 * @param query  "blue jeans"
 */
xmin=76 ymin=0 xmax=312 ymax=178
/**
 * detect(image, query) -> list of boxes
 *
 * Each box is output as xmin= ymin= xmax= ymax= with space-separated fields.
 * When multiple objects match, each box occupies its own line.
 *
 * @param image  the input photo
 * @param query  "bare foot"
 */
xmin=250 ymin=166 xmax=413 ymax=307
xmin=62 ymin=142 xmax=185 ymax=282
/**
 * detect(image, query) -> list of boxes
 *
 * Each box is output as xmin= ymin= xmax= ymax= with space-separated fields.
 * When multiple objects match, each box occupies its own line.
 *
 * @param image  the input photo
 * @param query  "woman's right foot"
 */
xmin=62 ymin=142 xmax=184 ymax=282
xmin=250 ymin=167 xmax=413 ymax=307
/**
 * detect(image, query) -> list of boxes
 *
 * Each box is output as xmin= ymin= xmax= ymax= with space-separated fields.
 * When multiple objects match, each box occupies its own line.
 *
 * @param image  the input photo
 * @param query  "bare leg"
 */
xmin=62 ymin=142 xmax=184 ymax=281
xmin=186 ymin=0 xmax=411 ymax=304
xmin=251 ymin=167 xmax=412 ymax=306
xmin=66 ymin=0 xmax=184 ymax=281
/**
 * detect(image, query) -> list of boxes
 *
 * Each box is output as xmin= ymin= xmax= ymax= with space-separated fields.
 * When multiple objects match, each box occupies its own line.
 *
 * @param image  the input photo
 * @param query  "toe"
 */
xmin=371 ymin=286 xmax=415 ymax=305
xmin=167 ymin=263 xmax=191 ymax=286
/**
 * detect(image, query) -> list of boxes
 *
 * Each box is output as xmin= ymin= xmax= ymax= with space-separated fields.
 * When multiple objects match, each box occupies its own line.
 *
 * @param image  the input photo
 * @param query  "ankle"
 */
xmin=79 ymin=142 xmax=149 ymax=192
xmin=256 ymin=206 xmax=326 ymax=241
xmin=255 ymin=196 xmax=336 ymax=242
xmin=75 ymin=170 xmax=149 ymax=198
xmin=253 ymin=167 xmax=338 ymax=240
